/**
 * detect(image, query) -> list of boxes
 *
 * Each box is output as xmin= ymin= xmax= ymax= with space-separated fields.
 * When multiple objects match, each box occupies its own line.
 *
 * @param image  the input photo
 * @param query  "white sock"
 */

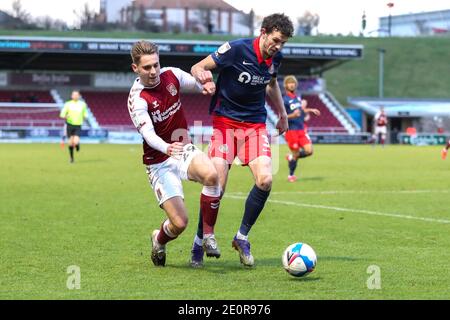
xmin=236 ymin=231 xmax=248 ymax=241
xmin=194 ymin=235 xmax=203 ymax=246
xmin=202 ymin=185 xmax=221 ymax=197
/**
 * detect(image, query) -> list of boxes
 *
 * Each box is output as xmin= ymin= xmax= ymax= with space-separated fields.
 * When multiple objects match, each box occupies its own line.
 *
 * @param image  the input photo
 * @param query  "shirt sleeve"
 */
xmin=163 ymin=67 xmax=203 ymax=92
xmin=59 ymin=103 xmax=68 ymax=119
xmin=271 ymin=53 xmax=283 ymax=78
xmin=128 ymin=96 xmax=169 ymax=154
xmin=210 ymin=40 xmax=236 ymax=70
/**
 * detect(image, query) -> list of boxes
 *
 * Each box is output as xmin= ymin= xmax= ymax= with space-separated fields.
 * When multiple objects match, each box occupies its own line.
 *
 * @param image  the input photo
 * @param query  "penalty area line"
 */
xmin=225 ymin=195 xmax=450 ymax=225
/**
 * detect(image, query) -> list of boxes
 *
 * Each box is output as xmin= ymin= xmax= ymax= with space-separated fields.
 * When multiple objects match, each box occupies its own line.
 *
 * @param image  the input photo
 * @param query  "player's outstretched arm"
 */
xmin=191 ymin=55 xmax=217 ymax=84
xmin=266 ymin=78 xmax=288 ymax=134
xmin=167 ymin=67 xmax=215 ymax=96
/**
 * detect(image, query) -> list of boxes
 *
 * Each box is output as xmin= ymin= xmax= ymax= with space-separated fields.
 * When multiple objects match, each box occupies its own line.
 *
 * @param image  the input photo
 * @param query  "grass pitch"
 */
xmin=0 ymin=143 xmax=449 ymax=299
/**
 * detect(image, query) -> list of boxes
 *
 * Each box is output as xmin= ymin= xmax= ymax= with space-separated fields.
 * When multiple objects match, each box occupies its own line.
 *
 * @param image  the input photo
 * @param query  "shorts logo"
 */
xmin=218 ymin=144 xmax=229 ymax=154
xmin=166 ymin=83 xmax=177 ymax=96
xmin=156 ymin=188 xmax=162 ymax=201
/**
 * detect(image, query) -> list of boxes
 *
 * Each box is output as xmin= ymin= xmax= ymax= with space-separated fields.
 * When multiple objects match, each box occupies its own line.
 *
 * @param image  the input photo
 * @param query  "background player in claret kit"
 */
xmin=59 ymin=90 xmax=88 ymax=163
xmin=372 ymin=106 xmax=388 ymax=147
xmin=282 ymin=75 xmax=321 ymax=182
xmin=190 ymin=13 xmax=294 ymax=267
xmin=127 ymin=40 xmax=221 ymax=267
xmin=442 ymin=139 xmax=450 ymax=160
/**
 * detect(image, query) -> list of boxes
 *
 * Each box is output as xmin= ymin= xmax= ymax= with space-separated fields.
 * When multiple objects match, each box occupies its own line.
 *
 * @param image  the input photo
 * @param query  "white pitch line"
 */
xmin=229 ymin=190 xmax=450 ymax=196
xmin=225 ymin=195 xmax=450 ymax=224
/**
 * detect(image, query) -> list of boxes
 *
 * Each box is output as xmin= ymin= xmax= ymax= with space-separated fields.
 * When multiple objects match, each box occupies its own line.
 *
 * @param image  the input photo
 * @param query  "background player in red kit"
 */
xmin=127 ymin=40 xmax=221 ymax=267
xmin=442 ymin=139 xmax=450 ymax=160
xmin=282 ymin=75 xmax=321 ymax=182
xmin=372 ymin=106 xmax=388 ymax=146
xmin=190 ymin=13 xmax=294 ymax=267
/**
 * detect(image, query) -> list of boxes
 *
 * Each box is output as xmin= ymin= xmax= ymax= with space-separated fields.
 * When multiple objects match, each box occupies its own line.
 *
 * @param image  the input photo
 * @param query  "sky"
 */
xmin=0 ymin=0 xmax=449 ymax=35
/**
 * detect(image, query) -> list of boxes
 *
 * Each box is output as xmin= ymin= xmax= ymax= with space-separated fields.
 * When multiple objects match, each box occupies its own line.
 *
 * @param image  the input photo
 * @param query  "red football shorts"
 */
xmin=209 ymin=116 xmax=271 ymax=165
xmin=285 ymin=129 xmax=312 ymax=151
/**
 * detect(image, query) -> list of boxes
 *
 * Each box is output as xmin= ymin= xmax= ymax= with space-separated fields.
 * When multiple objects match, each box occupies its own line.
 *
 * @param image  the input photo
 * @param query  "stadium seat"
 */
xmin=82 ymin=91 xmax=212 ymax=129
xmin=0 ymin=90 xmax=54 ymax=103
xmin=266 ymin=94 xmax=348 ymax=133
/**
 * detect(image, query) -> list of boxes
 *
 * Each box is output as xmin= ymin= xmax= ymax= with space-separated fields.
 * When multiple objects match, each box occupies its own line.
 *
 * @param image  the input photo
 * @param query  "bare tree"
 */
xmin=11 ymin=0 xmax=30 ymax=22
xmin=238 ymin=9 xmax=255 ymax=36
xmin=74 ymin=2 xmax=97 ymax=29
xmin=297 ymin=11 xmax=320 ymax=36
xmin=34 ymin=15 xmax=68 ymax=30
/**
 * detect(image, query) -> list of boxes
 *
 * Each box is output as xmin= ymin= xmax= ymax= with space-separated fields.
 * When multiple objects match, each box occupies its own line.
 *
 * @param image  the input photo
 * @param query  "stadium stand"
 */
xmin=0 ymin=90 xmax=54 ymax=103
xmin=81 ymin=91 xmax=212 ymax=129
xmin=0 ymin=107 xmax=62 ymax=128
xmin=81 ymin=91 xmax=132 ymax=129
xmin=0 ymin=90 xmax=62 ymax=128
xmin=181 ymin=93 xmax=212 ymax=127
xmin=266 ymin=93 xmax=354 ymax=133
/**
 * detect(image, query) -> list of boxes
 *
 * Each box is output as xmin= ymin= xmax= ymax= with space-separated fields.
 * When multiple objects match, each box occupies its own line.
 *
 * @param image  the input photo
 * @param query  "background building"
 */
xmin=379 ymin=9 xmax=450 ymax=36
xmin=101 ymin=0 xmax=251 ymax=35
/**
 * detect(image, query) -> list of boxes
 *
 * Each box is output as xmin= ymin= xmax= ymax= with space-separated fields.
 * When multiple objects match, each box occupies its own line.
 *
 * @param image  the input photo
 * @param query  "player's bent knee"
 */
xmin=256 ymin=175 xmax=272 ymax=191
xmin=171 ymin=216 xmax=188 ymax=234
xmin=203 ymin=171 xmax=219 ymax=186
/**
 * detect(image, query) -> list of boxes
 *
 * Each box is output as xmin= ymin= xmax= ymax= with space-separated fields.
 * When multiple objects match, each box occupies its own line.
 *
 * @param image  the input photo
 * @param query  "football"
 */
xmin=282 ymin=242 xmax=317 ymax=277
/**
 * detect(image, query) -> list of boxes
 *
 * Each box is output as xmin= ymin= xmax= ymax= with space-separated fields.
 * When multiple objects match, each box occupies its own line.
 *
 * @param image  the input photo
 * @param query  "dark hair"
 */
xmin=131 ymin=40 xmax=159 ymax=65
xmin=261 ymin=13 xmax=294 ymax=38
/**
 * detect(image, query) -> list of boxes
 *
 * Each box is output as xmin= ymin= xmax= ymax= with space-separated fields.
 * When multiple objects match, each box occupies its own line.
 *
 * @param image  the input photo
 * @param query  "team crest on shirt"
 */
xmin=166 ymin=83 xmax=177 ymax=96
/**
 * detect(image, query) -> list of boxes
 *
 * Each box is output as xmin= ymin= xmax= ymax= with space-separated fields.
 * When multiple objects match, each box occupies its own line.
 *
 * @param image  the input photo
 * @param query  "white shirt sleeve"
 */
xmin=128 ymin=96 xmax=169 ymax=154
xmin=162 ymin=67 xmax=203 ymax=92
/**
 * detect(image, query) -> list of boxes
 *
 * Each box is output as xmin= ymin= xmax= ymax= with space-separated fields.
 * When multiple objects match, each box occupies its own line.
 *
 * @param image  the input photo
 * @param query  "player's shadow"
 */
xmin=297 ymin=176 xmax=325 ymax=182
xmin=171 ymin=261 xmax=256 ymax=274
xmin=75 ymin=159 xmax=108 ymax=164
xmin=318 ymin=256 xmax=364 ymax=261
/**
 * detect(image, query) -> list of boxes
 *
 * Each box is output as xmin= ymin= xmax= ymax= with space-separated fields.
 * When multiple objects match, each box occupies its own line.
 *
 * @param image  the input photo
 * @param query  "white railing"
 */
xmin=0 ymin=102 xmax=61 ymax=108
xmin=0 ymin=119 xmax=65 ymax=128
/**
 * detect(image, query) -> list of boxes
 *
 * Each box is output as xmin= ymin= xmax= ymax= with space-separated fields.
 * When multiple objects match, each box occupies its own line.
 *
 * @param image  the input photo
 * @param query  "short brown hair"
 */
xmin=131 ymin=40 xmax=159 ymax=65
xmin=261 ymin=13 xmax=294 ymax=38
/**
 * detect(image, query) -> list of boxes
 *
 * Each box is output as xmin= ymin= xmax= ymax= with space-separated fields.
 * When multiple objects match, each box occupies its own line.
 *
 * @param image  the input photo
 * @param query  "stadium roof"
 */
xmin=0 ymin=36 xmax=363 ymax=75
xmin=348 ymin=97 xmax=450 ymax=117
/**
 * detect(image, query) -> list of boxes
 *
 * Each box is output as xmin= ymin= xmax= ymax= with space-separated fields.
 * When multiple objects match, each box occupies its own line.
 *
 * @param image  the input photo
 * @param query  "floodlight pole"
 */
xmin=378 ymin=48 xmax=386 ymax=98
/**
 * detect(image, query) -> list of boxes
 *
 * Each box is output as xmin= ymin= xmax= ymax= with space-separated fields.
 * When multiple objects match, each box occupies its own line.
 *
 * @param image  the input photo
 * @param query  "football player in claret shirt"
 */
xmin=190 ymin=13 xmax=294 ymax=267
xmin=282 ymin=75 xmax=321 ymax=182
xmin=127 ymin=40 xmax=221 ymax=267
xmin=372 ymin=106 xmax=388 ymax=146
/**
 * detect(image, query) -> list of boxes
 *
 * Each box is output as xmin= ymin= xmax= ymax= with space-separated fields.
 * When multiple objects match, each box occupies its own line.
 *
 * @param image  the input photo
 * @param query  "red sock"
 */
xmin=157 ymin=220 xmax=177 ymax=245
xmin=201 ymin=193 xmax=220 ymax=235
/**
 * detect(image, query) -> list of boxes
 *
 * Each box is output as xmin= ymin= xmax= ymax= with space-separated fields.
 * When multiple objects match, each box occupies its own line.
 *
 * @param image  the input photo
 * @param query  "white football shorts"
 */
xmin=374 ymin=126 xmax=387 ymax=136
xmin=145 ymin=143 xmax=202 ymax=206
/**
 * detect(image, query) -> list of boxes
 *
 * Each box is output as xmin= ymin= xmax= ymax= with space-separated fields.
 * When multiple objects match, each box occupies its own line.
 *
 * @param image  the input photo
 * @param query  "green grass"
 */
xmin=1 ymin=143 xmax=449 ymax=299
